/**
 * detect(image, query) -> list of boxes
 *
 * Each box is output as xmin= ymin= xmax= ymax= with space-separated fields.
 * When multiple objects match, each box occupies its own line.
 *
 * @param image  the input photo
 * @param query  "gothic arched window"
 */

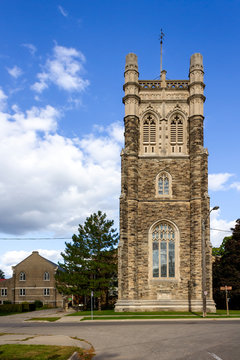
xmin=143 ymin=114 xmax=156 ymax=149
xmin=152 ymin=222 xmax=176 ymax=278
xmin=19 ymin=272 xmax=26 ymax=281
xmin=156 ymin=172 xmax=172 ymax=197
xmin=170 ymin=114 xmax=184 ymax=153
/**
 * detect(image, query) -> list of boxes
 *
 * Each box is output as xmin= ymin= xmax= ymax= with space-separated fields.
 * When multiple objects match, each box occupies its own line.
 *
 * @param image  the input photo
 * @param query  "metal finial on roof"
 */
xmin=159 ymin=29 xmax=165 ymax=76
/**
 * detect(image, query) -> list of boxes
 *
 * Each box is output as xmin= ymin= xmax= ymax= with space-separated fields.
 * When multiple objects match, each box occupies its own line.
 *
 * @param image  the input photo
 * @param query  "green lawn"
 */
xmin=0 ymin=344 xmax=94 ymax=360
xmin=68 ymin=309 xmax=240 ymax=320
xmin=68 ymin=310 xmax=195 ymax=316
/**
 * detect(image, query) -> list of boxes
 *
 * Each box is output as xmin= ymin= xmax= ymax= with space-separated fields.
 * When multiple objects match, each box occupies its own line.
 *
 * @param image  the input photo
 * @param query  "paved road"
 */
xmin=0 ymin=311 xmax=240 ymax=359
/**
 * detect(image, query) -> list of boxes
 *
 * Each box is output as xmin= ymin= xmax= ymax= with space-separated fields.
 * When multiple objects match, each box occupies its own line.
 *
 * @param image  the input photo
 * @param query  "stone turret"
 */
xmin=123 ymin=53 xmax=140 ymax=117
xmin=189 ymin=53 xmax=205 ymax=118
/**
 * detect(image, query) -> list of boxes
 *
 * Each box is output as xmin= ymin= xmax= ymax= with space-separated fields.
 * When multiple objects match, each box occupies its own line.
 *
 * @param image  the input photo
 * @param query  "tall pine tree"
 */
xmin=55 ymin=211 xmax=118 ymax=310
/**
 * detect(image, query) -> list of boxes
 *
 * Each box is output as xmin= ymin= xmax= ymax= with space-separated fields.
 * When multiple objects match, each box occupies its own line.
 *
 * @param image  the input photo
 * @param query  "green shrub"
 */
xmin=34 ymin=300 xmax=43 ymax=308
xmin=29 ymin=303 xmax=36 ymax=311
xmin=0 ymin=304 xmax=22 ymax=313
xmin=3 ymin=300 xmax=12 ymax=304
xmin=22 ymin=302 xmax=29 ymax=312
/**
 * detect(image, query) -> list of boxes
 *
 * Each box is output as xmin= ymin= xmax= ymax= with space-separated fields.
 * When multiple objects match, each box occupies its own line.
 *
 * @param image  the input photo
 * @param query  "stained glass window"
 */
xmin=158 ymin=173 xmax=169 ymax=195
xmin=152 ymin=223 xmax=176 ymax=278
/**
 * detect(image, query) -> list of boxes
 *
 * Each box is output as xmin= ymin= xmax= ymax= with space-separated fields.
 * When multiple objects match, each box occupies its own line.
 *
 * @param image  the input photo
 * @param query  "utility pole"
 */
xmin=202 ymin=206 xmax=219 ymax=317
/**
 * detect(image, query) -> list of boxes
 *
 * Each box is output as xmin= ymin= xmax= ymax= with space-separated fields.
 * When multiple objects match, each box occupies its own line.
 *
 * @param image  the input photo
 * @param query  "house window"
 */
xmin=20 ymin=289 xmax=26 ymax=296
xmin=44 ymin=288 xmax=50 ymax=296
xmin=44 ymin=272 xmax=50 ymax=281
xmin=19 ymin=272 xmax=26 ymax=281
xmin=156 ymin=172 xmax=171 ymax=197
xmin=1 ymin=288 xmax=7 ymax=296
xmin=152 ymin=223 xmax=176 ymax=279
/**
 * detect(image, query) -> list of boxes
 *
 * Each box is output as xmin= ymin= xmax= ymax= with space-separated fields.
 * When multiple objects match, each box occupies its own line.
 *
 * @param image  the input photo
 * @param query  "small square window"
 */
xmin=1 ymin=288 xmax=7 ymax=296
xmin=20 ymin=289 xmax=25 ymax=296
xmin=44 ymin=272 xmax=50 ymax=281
xmin=44 ymin=288 xmax=50 ymax=296
xmin=19 ymin=272 xmax=26 ymax=281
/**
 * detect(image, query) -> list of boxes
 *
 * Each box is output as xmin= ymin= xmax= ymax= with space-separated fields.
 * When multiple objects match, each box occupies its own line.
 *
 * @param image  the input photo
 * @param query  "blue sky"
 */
xmin=0 ymin=0 xmax=239 ymax=276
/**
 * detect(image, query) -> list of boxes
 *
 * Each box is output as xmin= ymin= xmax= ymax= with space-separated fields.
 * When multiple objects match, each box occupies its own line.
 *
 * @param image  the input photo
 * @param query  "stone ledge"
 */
xmin=115 ymin=299 xmax=216 ymax=313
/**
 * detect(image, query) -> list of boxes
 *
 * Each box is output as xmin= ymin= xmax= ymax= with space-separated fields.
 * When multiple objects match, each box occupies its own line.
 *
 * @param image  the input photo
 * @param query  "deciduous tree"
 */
xmin=0 ymin=269 xmax=5 ymax=279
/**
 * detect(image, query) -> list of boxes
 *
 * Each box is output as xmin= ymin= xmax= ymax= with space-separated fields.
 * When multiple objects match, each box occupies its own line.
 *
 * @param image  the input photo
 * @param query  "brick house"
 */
xmin=0 ymin=251 xmax=63 ymax=307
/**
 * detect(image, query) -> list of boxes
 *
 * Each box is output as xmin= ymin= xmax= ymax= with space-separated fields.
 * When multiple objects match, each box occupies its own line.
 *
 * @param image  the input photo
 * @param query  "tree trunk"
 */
xmin=98 ymin=296 xmax=101 ymax=311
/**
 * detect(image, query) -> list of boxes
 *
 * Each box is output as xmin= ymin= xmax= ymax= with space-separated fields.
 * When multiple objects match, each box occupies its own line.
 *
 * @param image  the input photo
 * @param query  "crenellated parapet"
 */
xmin=139 ymin=80 xmax=189 ymax=90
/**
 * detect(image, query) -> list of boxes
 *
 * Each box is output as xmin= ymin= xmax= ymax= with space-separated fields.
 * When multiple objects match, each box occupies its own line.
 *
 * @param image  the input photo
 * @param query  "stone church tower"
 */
xmin=115 ymin=52 xmax=216 ymax=312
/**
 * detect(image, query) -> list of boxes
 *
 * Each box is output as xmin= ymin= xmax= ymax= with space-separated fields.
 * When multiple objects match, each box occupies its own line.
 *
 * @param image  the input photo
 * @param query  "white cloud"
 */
xmin=210 ymin=209 xmax=235 ymax=247
xmin=0 ymin=102 xmax=123 ymax=237
xmin=208 ymin=173 xmax=233 ymax=191
xmin=0 ymin=88 xmax=7 ymax=111
xmin=0 ymin=250 xmax=62 ymax=278
xmin=22 ymin=43 xmax=37 ymax=56
xmin=58 ymin=5 xmax=68 ymax=17
xmin=230 ymin=182 xmax=240 ymax=191
xmin=31 ymin=45 xmax=89 ymax=93
xmin=7 ymin=65 xmax=23 ymax=79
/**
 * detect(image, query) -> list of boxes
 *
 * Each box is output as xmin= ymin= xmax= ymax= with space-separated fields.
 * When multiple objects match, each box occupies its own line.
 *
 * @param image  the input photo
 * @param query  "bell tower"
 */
xmin=115 ymin=52 xmax=216 ymax=312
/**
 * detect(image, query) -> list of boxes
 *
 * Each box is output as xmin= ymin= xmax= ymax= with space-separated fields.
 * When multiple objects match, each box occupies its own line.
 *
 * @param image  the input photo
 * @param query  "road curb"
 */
xmin=81 ymin=317 xmax=240 ymax=322
xmin=68 ymin=351 xmax=81 ymax=360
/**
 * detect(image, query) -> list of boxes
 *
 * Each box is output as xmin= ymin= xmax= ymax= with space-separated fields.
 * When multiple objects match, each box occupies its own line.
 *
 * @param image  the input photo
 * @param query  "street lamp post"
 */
xmin=202 ymin=206 xmax=219 ymax=317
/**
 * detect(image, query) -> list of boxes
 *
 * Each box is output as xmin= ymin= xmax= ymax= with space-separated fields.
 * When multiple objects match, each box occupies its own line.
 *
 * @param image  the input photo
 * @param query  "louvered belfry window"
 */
xmin=170 ymin=115 xmax=184 ymax=145
xmin=170 ymin=120 xmax=177 ymax=143
xmin=143 ymin=115 xmax=156 ymax=144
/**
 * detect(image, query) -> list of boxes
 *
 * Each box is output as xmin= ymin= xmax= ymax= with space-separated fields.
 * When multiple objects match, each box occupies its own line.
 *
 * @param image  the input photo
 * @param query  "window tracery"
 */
xmin=156 ymin=172 xmax=172 ymax=197
xmin=152 ymin=222 xmax=176 ymax=279
xmin=170 ymin=115 xmax=184 ymax=153
xmin=142 ymin=114 xmax=156 ymax=153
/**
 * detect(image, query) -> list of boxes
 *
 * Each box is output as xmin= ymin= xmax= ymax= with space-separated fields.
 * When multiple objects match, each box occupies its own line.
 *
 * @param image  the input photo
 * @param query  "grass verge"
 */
xmin=26 ymin=317 xmax=61 ymax=322
xmin=0 ymin=344 xmax=94 ymax=360
xmin=68 ymin=309 xmax=240 ymax=316
xmin=67 ymin=309 xmax=240 ymax=321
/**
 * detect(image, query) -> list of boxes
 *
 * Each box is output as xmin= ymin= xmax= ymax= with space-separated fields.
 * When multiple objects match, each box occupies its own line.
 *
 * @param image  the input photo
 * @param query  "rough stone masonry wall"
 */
xmin=119 ymin=115 xmax=139 ymax=300
xmin=136 ymin=157 xmax=191 ymax=300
